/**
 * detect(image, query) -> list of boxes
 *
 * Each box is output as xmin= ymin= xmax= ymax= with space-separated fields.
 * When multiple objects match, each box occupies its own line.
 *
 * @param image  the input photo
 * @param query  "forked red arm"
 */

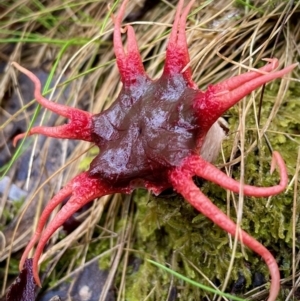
xmin=11 ymin=62 xmax=93 ymax=145
xmin=185 ymin=151 xmax=287 ymax=197
xmin=112 ymin=0 xmax=147 ymax=86
xmin=193 ymin=59 xmax=297 ymax=133
xmin=163 ymin=0 xmax=197 ymax=88
xmin=19 ymin=172 xmax=131 ymax=287
xmin=168 ymin=154 xmax=285 ymax=301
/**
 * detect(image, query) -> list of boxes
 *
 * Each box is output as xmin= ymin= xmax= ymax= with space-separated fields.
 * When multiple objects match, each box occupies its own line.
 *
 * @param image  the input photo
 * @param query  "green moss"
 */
xmin=78 ymin=146 xmax=99 ymax=171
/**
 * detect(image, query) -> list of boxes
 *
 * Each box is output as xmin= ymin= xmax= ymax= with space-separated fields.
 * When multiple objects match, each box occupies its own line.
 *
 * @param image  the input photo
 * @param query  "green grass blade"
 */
xmin=148 ymin=259 xmax=248 ymax=301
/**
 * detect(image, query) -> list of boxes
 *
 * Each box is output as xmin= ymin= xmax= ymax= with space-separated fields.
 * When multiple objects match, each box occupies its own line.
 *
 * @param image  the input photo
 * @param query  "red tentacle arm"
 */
xmin=19 ymin=172 xmax=131 ymax=287
xmin=19 ymin=184 xmax=73 ymax=274
xmin=113 ymin=0 xmax=146 ymax=86
xmin=11 ymin=62 xmax=93 ymax=146
xmin=169 ymin=157 xmax=285 ymax=301
xmin=193 ymin=59 xmax=297 ymax=132
xmin=164 ymin=0 xmax=196 ymax=88
xmin=186 ymin=151 xmax=288 ymax=197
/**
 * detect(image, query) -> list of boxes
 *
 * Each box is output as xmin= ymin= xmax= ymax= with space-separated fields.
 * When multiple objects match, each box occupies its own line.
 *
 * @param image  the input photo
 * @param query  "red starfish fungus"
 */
xmin=12 ymin=0 xmax=296 ymax=299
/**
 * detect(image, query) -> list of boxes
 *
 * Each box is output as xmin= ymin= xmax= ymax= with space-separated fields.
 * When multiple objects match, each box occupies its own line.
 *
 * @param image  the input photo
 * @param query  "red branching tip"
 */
xmin=11 ymin=62 xmax=93 ymax=145
xmin=18 ymin=172 xmax=131 ymax=287
xmin=193 ymin=58 xmax=297 ymax=133
xmin=113 ymin=0 xmax=146 ymax=85
xmin=164 ymin=0 xmax=197 ymax=88
xmin=187 ymin=151 xmax=287 ymax=197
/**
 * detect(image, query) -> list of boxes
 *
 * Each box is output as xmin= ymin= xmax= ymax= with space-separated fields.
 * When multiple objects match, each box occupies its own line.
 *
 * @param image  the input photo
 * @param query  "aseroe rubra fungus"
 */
xmin=12 ymin=0 xmax=296 ymax=299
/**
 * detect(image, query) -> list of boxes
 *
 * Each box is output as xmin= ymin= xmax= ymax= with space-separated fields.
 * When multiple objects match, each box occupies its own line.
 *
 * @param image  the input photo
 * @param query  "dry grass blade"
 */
xmin=0 ymin=0 xmax=299 ymax=300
